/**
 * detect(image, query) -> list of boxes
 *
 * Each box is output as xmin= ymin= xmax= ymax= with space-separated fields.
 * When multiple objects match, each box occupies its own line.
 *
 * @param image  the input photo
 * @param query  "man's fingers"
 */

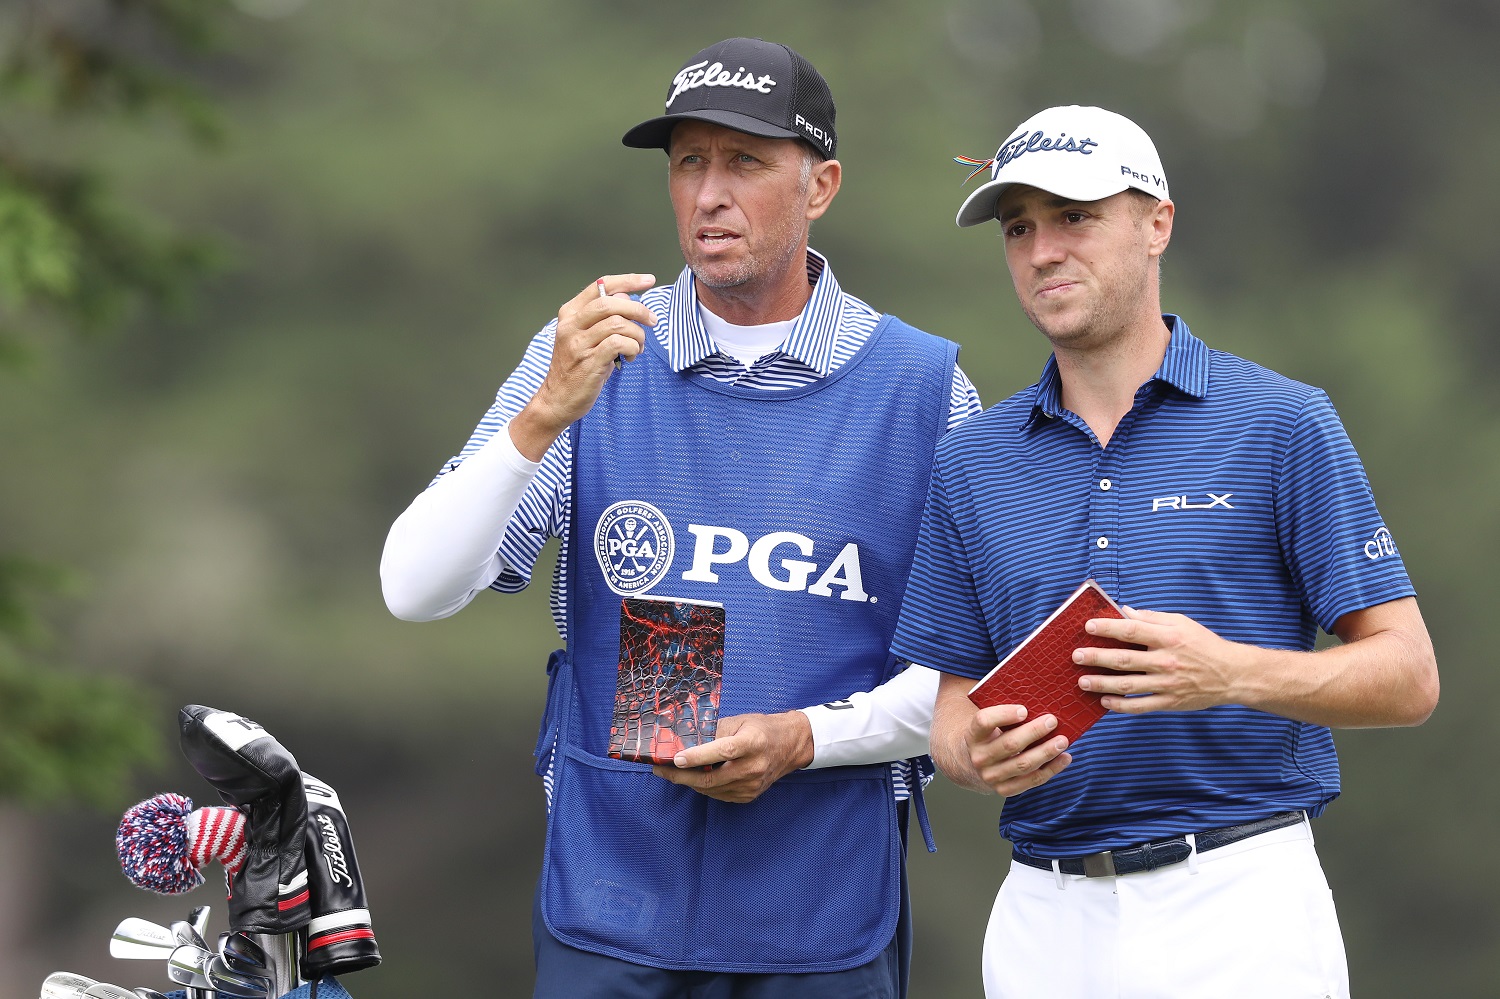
xmin=580 ymin=297 xmax=658 ymax=332
xmin=981 ymin=737 xmax=1070 ymax=795
xmin=972 ymin=703 xmax=1028 ymax=733
xmin=566 ymin=274 xmax=660 ymax=328
xmin=992 ymin=750 xmax=1073 ymax=796
xmin=1082 ymin=615 xmax=1152 ymax=645
xmin=569 ymin=273 xmax=655 ymax=307
xmin=973 ymin=711 xmax=1056 ymax=755
xmin=671 ymin=737 xmax=740 ymax=769
xmin=596 ymin=273 xmax=657 ymax=298
xmin=1098 ymin=693 xmax=1173 ymax=714
xmin=599 ymin=325 xmax=647 ymax=362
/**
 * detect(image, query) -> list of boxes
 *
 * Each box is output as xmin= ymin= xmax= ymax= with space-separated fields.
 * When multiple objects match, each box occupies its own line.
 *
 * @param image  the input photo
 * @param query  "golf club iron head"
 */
xmin=188 ymin=905 xmax=210 ymax=941
xmin=220 ymin=930 xmax=270 ymax=973
xmin=206 ymin=953 xmax=272 ymax=998
xmin=80 ymin=984 xmax=136 ymax=999
xmin=133 ymin=991 xmax=170 ymax=999
xmin=108 ymin=918 xmax=177 ymax=961
xmin=39 ymin=972 xmax=96 ymax=999
xmin=166 ymin=943 xmax=214 ymax=990
xmin=171 ymin=919 xmax=211 ymax=953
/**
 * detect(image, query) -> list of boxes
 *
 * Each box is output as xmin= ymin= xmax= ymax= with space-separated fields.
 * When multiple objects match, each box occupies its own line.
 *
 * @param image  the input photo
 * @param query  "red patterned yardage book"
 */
xmin=967 ymin=579 xmax=1142 ymax=747
xmin=608 ymin=596 xmax=725 ymax=764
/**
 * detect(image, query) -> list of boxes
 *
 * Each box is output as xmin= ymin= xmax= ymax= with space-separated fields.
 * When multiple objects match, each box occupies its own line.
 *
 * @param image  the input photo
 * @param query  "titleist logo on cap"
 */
xmin=996 ymin=130 xmax=1099 ymax=171
xmin=667 ymin=60 xmax=777 ymax=108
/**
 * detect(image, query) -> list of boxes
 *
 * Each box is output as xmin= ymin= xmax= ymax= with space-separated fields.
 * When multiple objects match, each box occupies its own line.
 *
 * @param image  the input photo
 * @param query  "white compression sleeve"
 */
xmin=380 ymin=425 xmax=541 ymax=621
xmin=800 ymin=664 xmax=940 ymax=768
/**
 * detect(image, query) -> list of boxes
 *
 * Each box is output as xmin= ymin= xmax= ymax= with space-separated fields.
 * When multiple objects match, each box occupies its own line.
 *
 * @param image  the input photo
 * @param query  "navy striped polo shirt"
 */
xmin=890 ymin=315 xmax=1416 ymax=857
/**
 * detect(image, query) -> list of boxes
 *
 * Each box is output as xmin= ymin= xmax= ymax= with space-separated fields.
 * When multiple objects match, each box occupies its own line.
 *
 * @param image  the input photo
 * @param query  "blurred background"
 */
xmin=0 ymin=0 xmax=1494 ymax=996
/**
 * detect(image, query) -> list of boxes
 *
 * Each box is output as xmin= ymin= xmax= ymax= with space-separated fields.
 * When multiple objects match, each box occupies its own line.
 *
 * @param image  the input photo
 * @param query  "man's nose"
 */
xmin=696 ymin=161 xmax=735 ymax=213
xmin=1028 ymin=223 xmax=1068 ymax=268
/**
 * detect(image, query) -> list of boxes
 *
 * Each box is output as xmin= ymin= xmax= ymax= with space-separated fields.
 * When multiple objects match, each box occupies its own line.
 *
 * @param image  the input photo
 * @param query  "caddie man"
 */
xmin=382 ymin=37 xmax=983 ymax=999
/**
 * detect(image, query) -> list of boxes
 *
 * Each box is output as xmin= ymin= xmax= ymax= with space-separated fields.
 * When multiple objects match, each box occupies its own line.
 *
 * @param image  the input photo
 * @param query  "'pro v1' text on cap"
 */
xmin=622 ymin=37 xmax=837 ymax=160
xmin=956 ymin=105 xmax=1167 ymax=227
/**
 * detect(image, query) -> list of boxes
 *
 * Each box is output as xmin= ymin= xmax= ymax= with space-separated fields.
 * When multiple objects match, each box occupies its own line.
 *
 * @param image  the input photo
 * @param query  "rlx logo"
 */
xmin=1151 ymin=493 xmax=1234 ymax=512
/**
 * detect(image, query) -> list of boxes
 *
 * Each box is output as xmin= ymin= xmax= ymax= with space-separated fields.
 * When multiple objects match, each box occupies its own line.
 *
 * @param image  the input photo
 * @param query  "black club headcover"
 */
xmin=301 ymin=773 xmax=382 ymax=979
xmin=178 ymin=705 xmax=311 ymax=933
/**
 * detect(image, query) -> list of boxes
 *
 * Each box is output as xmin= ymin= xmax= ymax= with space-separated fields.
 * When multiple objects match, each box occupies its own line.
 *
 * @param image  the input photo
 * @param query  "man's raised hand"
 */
xmin=510 ymin=274 xmax=658 ymax=461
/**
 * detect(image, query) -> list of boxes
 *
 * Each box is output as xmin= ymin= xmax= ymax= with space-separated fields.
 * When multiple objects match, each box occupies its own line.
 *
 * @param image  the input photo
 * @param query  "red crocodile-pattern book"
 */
xmin=967 ymin=580 xmax=1142 ymax=748
xmin=608 ymin=596 xmax=725 ymax=764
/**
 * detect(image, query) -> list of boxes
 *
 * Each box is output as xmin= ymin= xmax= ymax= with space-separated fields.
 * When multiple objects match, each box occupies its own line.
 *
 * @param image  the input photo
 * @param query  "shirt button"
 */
xmin=1096 ymin=536 xmax=1109 ymax=549
xmin=1100 ymin=478 xmax=1112 ymax=491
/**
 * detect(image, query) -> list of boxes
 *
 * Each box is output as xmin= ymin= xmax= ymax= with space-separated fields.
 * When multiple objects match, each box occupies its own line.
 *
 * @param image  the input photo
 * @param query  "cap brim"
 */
xmin=622 ymin=109 xmax=804 ymax=151
xmin=955 ymin=169 xmax=1134 ymax=227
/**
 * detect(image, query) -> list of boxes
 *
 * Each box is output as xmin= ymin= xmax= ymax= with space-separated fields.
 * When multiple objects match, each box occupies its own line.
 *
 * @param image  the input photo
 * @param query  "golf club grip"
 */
xmin=301 ymin=773 xmax=382 ymax=979
xmin=179 ymin=705 xmax=311 ymax=934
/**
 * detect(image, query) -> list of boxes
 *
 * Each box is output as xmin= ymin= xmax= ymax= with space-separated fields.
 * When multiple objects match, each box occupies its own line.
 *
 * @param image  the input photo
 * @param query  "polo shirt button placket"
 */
xmin=1090 ymin=463 xmax=1120 ymax=592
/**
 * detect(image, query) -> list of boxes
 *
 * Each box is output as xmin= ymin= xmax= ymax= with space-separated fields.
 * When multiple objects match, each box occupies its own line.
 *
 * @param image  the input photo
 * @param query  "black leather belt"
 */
xmin=1011 ymin=811 xmax=1306 ymax=878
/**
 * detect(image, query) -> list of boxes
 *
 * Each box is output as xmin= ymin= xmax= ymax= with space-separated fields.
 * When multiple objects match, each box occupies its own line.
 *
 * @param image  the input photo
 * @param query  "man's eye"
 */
xmin=1065 ymin=211 xmax=1086 ymax=223
xmin=736 ymin=153 xmax=757 ymax=164
xmin=1005 ymin=223 xmax=1029 ymax=237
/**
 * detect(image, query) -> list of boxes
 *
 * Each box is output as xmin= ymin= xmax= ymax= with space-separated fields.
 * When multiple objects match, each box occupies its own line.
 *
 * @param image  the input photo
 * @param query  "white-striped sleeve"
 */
xmin=949 ymin=364 xmax=983 ymax=431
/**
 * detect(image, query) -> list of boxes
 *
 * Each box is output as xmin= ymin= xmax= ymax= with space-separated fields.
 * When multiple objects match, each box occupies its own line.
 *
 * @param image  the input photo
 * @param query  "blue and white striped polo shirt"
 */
xmin=890 ymin=315 xmax=1416 ymax=857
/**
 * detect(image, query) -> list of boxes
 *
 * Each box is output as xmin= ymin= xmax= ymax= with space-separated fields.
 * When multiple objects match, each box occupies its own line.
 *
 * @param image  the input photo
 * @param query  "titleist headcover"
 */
xmin=179 ymin=704 xmax=311 ymax=933
xmin=301 ymin=773 xmax=382 ymax=980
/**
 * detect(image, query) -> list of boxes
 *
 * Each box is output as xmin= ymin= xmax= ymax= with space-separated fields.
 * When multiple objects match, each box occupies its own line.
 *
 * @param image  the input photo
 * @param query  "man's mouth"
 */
xmin=1037 ymin=279 xmax=1079 ymax=297
xmin=698 ymin=228 xmax=741 ymax=247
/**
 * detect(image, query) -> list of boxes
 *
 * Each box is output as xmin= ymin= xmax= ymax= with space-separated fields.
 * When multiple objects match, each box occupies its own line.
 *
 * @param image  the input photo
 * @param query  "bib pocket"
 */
xmin=541 ymin=744 xmax=901 ymax=972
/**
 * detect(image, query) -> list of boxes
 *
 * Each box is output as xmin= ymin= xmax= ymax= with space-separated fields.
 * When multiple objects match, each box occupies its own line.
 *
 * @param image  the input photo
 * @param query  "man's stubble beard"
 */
xmin=1021 ymin=254 xmax=1154 ymax=353
xmin=686 ymin=156 xmax=814 ymax=293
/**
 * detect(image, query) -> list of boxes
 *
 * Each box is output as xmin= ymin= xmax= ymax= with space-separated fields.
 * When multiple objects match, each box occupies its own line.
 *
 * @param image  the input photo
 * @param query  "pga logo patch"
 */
xmin=594 ymin=501 xmax=675 ymax=596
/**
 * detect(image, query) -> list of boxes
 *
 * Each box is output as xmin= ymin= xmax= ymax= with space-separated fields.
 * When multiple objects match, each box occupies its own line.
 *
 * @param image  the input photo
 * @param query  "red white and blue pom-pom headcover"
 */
xmin=117 ymin=792 xmax=248 ymax=895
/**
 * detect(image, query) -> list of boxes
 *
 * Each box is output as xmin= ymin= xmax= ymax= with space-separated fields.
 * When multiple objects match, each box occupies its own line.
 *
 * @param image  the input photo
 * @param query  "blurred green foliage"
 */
xmin=0 ymin=0 xmax=230 ymax=805
xmin=1 ymin=1 xmax=1496 ymax=996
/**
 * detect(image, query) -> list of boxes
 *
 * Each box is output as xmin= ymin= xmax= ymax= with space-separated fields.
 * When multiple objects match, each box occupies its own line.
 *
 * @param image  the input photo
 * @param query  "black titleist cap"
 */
xmin=622 ymin=37 xmax=837 ymax=160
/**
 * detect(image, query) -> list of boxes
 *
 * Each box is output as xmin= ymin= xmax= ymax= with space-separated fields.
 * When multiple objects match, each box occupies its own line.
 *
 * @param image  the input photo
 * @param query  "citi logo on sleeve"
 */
xmin=1364 ymin=527 xmax=1398 ymax=560
xmin=1151 ymin=493 xmax=1235 ymax=512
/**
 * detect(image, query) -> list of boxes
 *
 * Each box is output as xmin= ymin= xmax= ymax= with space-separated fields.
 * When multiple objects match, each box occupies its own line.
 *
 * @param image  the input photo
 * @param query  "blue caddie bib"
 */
xmin=536 ymin=314 xmax=955 ymax=972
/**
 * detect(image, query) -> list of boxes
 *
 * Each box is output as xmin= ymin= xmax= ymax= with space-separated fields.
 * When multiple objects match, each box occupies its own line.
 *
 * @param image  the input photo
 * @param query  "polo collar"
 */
xmin=663 ymin=248 xmax=841 ymax=376
xmin=1027 ymin=314 xmax=1209 ymax=425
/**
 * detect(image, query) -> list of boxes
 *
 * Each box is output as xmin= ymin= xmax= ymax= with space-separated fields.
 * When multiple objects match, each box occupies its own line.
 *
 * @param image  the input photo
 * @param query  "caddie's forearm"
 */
xmin=802 ymin=664 xmax=938 ymax=769
xmin=380 ymin=425 xmax=540 ymax=621
xmin=1240 ymin=599 xmax=1438 ymax=728
xmin=930 ymin=673 xmax=995 ymax=795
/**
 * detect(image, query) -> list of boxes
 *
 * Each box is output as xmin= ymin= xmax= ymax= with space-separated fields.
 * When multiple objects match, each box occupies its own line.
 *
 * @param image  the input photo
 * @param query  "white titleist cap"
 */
xmin=956 ymin=105 xmax=1169 ymax=227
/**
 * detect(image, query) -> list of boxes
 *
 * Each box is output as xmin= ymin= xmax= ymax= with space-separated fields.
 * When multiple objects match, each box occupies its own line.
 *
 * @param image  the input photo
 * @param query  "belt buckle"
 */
xmin=1082 ymin=851 xmax=1117 ymax=878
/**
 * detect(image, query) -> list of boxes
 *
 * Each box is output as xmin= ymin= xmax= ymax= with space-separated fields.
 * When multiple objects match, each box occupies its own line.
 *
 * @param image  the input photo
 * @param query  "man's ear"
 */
xmin=1147 ymin=198 xmax=1175 ymax=258
xmin=806 ymin=158 xmax=841 ymax=221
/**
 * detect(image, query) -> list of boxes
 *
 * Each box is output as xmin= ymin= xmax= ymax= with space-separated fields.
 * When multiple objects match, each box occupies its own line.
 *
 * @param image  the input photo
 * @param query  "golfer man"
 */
xmin=889 ymin=105 xmax=1439 ymax=998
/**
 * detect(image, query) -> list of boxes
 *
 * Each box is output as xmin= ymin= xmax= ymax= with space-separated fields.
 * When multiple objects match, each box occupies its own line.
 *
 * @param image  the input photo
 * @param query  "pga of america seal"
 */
xmin=594 ymin=501 xmax=675 ymax=595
